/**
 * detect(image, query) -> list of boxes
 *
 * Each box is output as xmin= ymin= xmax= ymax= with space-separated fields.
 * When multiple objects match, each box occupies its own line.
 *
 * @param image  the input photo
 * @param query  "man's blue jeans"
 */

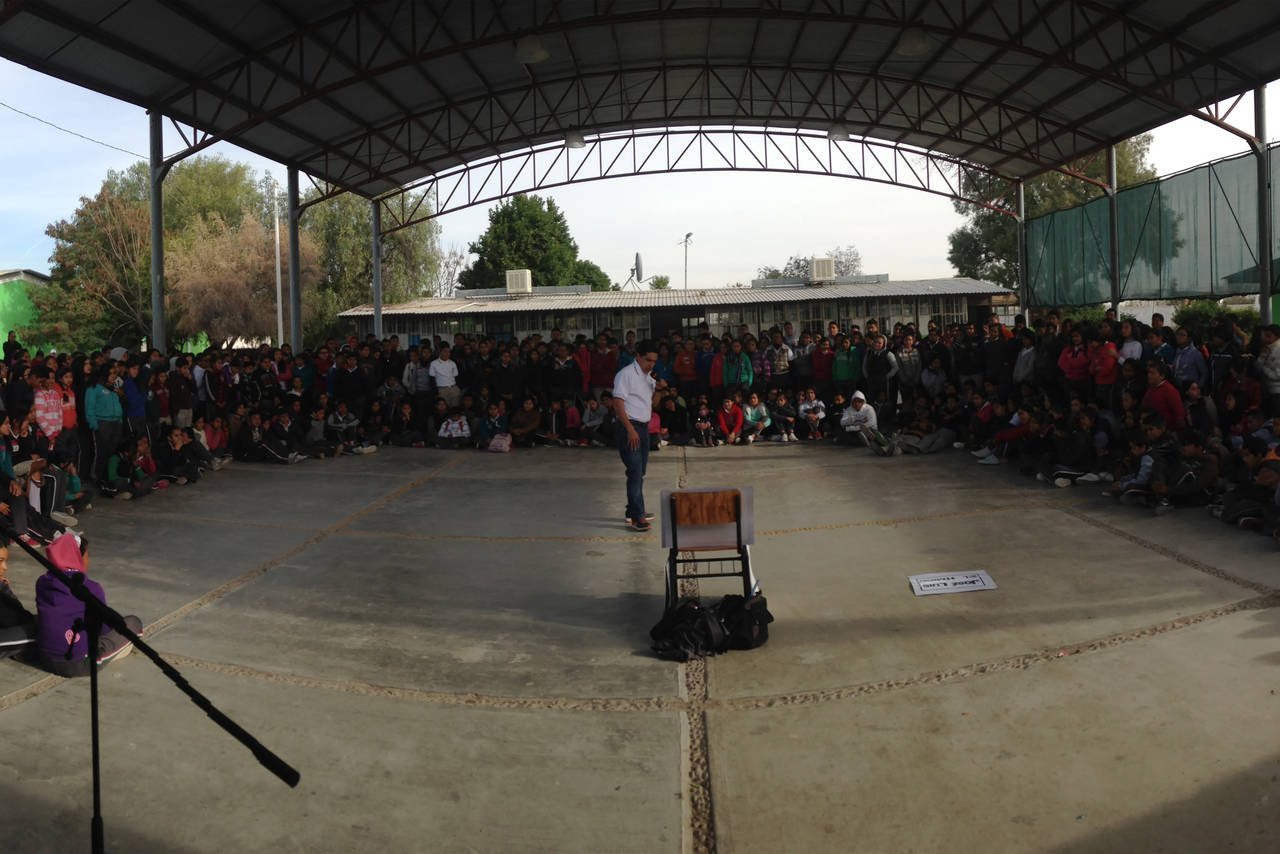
xmin=617 ymin=420 xmax=649 ymax=522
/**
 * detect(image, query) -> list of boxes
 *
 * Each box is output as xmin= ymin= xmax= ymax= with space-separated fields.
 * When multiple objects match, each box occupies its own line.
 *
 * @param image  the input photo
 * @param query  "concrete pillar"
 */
xmin=1016 ymin=181 xmax=1028 ymax=320
xmin=287 ymin=167 xmax=303 ymax=348
xmin=371 ymin=200 xmax=383 ymax=340
xmin=1107 ymin=145 xmax=1121 ymax=312
xmin=148 ymin=111 xmax=166 ymax=351
xmin=1256 ymin=87 xmax=1273 ymax=325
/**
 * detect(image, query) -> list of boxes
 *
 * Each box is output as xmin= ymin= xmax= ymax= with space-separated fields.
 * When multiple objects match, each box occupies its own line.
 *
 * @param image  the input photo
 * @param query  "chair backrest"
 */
xmin=672 ymin=490 xmax=740 ymax=527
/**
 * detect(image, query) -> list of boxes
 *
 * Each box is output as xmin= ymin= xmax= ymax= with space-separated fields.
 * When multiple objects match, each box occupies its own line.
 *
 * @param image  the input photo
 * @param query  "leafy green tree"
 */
xmin=572 ymin=259 xmax=613 ymax=291
xmin=458 ymin=195 xmax=578 ymax=290
xmin=649 ymin=274 xmax=671 ymax=290
xmin=301 ymin=189 xmax=441 ymax=341
xmin=947 ymin=135 xmax=1158 ymax=288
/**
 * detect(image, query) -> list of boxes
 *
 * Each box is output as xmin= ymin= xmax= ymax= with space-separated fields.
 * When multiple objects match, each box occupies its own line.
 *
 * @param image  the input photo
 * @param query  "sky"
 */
xmin=2 ymin=56 xmax=1277 ymax=290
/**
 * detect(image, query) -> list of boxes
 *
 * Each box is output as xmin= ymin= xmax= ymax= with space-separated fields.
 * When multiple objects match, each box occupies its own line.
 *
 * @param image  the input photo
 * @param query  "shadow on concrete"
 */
xmin=2 ymin=782 xmax=199 ymax=854
xmin=1242 ymin=608 xmax=1280 ymax=667
xmin=1048 ymin=752 xmax=1280 ymax=854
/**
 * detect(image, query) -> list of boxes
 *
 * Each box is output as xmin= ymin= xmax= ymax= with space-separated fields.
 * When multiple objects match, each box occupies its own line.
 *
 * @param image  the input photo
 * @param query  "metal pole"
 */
xmin=1107 ymin=145 xmax=1121 ymax=312
xmin=371 ymin=199 xmax=384 ymax=339
xmin=684 ymin=240 xmax=688 ymax=290
xmin=1257 ymin=86 xmax=1273 ymax=325
xmin=273 ymin=180 xmax=283 ymax=346
xmin=287 ymin=167 xmax=302 ymax=348
xmin=1016 ymin=180 xmax=1028 ymax=321
xmin=148 ymin=111 xmax=166 ymax=352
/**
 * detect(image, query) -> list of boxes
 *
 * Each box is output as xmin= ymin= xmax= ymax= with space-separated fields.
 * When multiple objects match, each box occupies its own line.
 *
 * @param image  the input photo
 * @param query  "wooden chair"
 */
xmin=662 ymin=488 xmax=758 ymax=610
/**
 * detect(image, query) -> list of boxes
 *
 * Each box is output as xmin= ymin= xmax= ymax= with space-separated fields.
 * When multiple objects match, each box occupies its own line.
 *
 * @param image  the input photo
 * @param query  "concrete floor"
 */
xmin=1 ymin=443 xmax=1278 ymax=853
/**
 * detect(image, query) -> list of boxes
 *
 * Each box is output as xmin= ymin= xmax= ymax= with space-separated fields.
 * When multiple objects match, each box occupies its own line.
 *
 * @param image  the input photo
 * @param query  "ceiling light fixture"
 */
xmin=565 ymin=129 xmax=586 ymax=149
xmin=515 ymin=35 xmax=549 ymax=65
xmin=827 ymin=123 xmax=850 ymax=141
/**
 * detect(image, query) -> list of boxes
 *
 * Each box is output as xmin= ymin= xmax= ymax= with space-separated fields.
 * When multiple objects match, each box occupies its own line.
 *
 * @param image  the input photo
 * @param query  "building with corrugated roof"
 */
xmin=339 ymin=275 xmax=1014 ymax=344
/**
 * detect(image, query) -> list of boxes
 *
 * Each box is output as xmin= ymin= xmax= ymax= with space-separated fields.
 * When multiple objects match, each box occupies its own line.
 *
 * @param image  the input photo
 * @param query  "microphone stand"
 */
xmin=8 ymin=527 xmax=300 ymax=854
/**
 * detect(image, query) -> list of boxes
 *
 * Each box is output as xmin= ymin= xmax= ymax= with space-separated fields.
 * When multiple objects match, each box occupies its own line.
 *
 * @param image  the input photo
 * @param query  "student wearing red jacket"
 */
xmin=1142 ymin=360 xmax=1186 ymax=431
xmin=1057 ymin=329 xmax=1091 ymax=400
xmin=811 ymin=337 xmax=835 ymax=402
xmin=715 ymin=397 xmax=744 ymax=445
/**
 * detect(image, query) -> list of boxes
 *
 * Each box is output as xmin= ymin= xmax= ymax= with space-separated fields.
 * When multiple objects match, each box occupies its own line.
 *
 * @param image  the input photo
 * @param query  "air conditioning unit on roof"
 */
xmin=506 ymin=269 xmax=533 ymax=294
xmin=810 ymin=257 xmax=835 ymax=283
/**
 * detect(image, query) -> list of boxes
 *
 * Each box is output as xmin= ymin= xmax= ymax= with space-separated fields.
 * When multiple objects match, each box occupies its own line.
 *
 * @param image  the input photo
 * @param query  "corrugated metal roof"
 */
xmin=339 ymin=278 xmax=1008 ymax=317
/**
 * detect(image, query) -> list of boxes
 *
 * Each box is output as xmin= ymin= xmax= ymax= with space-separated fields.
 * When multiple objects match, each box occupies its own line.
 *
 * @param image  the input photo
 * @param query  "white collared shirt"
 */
xmin=613 ymin=360 xmax=655 ymax=422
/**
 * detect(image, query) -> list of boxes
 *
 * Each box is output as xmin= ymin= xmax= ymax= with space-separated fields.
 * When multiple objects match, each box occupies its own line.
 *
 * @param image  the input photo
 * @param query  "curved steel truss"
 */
xmin=376 ymin=127 xmax=1018 ymax=235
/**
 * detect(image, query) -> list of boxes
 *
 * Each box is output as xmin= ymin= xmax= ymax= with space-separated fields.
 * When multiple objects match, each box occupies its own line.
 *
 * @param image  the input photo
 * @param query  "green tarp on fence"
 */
xmin=1026 ymin=145 xmax=1280 ymax=306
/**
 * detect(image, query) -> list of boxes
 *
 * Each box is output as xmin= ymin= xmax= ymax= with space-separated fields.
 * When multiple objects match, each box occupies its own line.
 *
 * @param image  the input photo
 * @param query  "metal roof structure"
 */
xmin=0 ymin=269 xmax=51 ymax=286
xmin=338 ymin=278 xmax=1006 ymax=317
xmin=3 ymin=1 xmax=1280 ymax=198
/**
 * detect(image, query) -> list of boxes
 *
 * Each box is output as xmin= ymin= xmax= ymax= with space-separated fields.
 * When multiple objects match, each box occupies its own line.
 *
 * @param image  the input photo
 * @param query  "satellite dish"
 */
xmin=634 ymin=252 xmax=644 ymax=282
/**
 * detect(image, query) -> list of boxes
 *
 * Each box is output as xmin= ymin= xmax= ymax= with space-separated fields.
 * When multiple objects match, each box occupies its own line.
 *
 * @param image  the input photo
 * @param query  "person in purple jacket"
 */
xmin=35 ymin=533 xmax=142 ymax=677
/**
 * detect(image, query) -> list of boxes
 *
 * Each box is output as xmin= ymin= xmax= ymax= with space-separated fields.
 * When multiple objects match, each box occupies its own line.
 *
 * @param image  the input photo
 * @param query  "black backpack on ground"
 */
xmin=649 ymin=598 xmax=730 ymax=662
xmin=710 ymin=594 xmax=774 ymax=650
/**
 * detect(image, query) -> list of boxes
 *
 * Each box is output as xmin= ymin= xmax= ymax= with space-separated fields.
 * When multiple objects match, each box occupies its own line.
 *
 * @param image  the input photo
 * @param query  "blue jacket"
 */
xmin=122 ymin=377 xmax=147 ymax=418
xmin=84 ymin=384 xmax=122 ymax=430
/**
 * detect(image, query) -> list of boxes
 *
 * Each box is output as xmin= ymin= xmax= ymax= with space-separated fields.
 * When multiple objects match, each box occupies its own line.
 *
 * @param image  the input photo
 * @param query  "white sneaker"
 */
xmin=359 ymin=444 xmax=379 ymax=455
xmin=658 ymin=439 xmax=669 ymax=448
xmin=952 ymin=441 xmax=967 ymax=449
xmin=1035 ymin=472 xmax=1049 ymax=483
xmin=970 ymin=446 xmax=993 ymax=458
xmin=1098 ymin=471 xmax=1114 ymax=482
xmin=977 ymin=454 xmax=1001 ymax=465
xmin=1054 ymin=477 xmax=1073 ymax=488
xmin=746 ymin=434 xmax=756 ymax=444
xmin=714 ymin=439 xmax=724 ymax=446
xmin=1077 ymin=472 xmax=1101 ymax=483
xmin=117 ymin=491 xmax=133 ymax=501
xmin=787 ymin=434 xmax=798 ymax=442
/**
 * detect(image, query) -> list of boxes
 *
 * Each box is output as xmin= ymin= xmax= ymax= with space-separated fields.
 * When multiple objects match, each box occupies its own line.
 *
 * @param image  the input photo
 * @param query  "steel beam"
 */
xmin=1107 ymin=145 xmax=1120 ymax=311
xmin=1016 ymin=180 xmax=1028 ymax=318
xmin=1257 ymin=87 xmax=1273 ymax=325
xmin=371 ymin=200 xmax=383 ymax=340
xmin=149 ymin=111 xmax=166 ymax=352
xmin=288 ymin=167 xmax=303 ymax=349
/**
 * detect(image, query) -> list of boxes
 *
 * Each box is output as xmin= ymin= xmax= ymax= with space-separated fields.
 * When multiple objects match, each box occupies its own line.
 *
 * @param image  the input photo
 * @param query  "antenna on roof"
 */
xmin=620 ymin=252 xmax=646 ymax=290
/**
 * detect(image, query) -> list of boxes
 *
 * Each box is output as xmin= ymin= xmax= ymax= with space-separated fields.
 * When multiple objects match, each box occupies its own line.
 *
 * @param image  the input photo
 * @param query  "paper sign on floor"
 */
xmin=908 ymin=571 xmax=998 ymax=596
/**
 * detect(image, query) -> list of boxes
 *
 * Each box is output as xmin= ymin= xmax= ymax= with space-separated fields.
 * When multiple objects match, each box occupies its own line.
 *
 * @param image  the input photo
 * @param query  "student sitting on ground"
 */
xmin=0 ymin=543 xmax=36 ymax=660
xmin=797 ymin=388 xmax=825 ymax=439
xmin=436 ymin=408 xmax=471 ymax=449
xmin=474 ymin=402 xmax=509 ymax=450
xmin=389 ymin=401 xmax=426 ymax=447
xmin=508 ymin=397 xmax=542 ymax=448
xmin=36 ymin=533 xmax=143 ymax=677
xmin=741 ymin=392 xmax=770 ymax=444
xmin=767 ymin=390 xmax=797 ymax=442
xmin=690 ymin=396 xmax=716 ymax=447
xmin=1103 ymin=429 xmax=1156 ymax=505
xmin=838 ymin=391 xmax=885 ymax=450
xmin=104 ymin=439 xmax=153 ymax=500
xmin=715 ymin=396 xmax=744 ymax=446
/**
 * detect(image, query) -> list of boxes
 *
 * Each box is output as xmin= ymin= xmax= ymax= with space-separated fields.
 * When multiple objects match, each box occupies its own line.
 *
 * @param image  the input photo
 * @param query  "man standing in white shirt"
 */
xmin=611 ymin=340 xmax=665 ymax=532
xmin=429 ymin=346 xmax=461 ymax=408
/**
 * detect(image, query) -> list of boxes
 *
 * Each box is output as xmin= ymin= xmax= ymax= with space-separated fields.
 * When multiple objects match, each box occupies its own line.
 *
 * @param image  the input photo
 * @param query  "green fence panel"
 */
xmin=1026 ymin=147 xmax=1280 ymax=306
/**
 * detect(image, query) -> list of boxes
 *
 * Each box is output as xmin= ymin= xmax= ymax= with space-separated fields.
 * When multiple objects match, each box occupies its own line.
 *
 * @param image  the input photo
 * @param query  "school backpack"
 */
xmin=649 ymin=598 xmax=730 ymax=662
xmin=710 ymin=594 xmax=774 ymax=650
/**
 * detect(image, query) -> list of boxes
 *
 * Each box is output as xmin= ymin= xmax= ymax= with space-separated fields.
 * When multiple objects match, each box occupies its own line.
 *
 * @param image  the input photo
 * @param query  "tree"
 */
xmin=301 ymin=189 xmax=442 ymax=341
xmin=947 ymin=135 xmax=1158 ymax=288
xmin=649 ymin=274 xmax=671 ymax=290
xmin=433 ymin=242 xmax=467 ymax=298
xmin=167 ymin=213 xmax=321 ymax=347
xmin=571 ymin=259 xmax=612 ymax=291
xmin=458 ymin=194 xmax=578 ymax=290
xmin=758 ymin=245 xmax=863 ymax=280
xmin=32 ymin=186 xmax=153 ymax=349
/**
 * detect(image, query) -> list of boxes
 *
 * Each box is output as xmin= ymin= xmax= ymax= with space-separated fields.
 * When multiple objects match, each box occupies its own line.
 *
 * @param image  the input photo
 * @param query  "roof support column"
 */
xmin=371 ymin=200 xmax=383 ymax=340
xmin=1107 ymin=145 xmax=1121 ymax=312
xmin=1016 ymin=180 xmax=1028 ymax=320
xmin=148 ymin=111 xmax=167 ymax=352
xmin=1255 ymin=86 xmax=1273 ymax=325
xmin=287 ymin=167 xmax=303 ymax=348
